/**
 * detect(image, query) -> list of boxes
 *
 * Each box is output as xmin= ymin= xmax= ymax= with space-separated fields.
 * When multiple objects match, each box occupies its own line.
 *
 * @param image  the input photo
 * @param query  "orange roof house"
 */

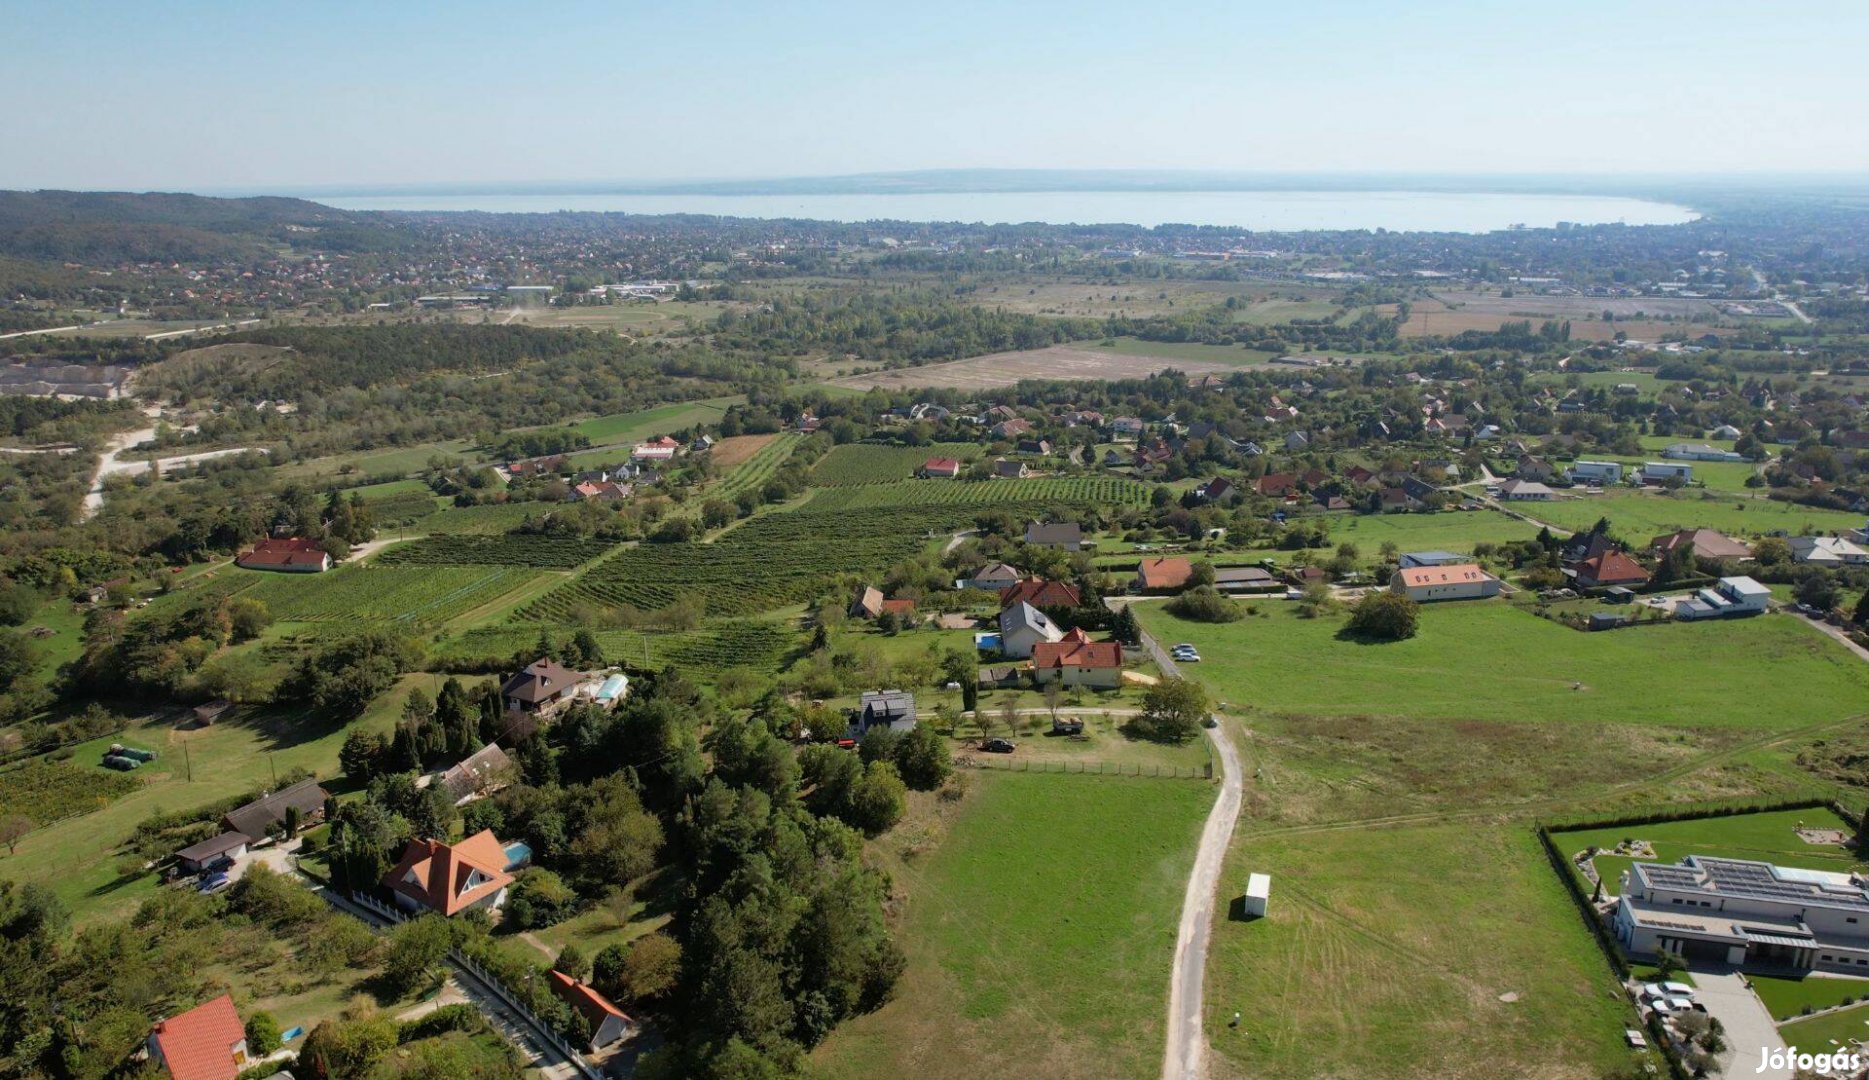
xmin=235 ymin=536 xmax=330 ymax=573
xmin=382 ymin=829 xmax=515 ymax=916
xmin=549 ymin=970 xmax=637 ymax=1050
xmin=1574 ymin=550 xmax=1651 ymax=589
xmin=919 ymin=457 xmax=963 ymax=478
xmin=147 ymin=994 xmax=250 ymax=1080
xmin=1000 ymin=578 xmax=1082 ymax=610
xmin=1031 ymin=634 xmax=1125 ymax=688
xmin=1134 ymin=557 xmax=1194 ymax=592
xmin=1389 ymin=563 xmax=1501 ymax=602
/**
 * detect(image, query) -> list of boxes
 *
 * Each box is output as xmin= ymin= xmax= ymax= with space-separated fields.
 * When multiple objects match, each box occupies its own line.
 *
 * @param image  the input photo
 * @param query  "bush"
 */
xmin=244 ymin=1011 xmax=281 ymax=1057
xmin=1125 ymin=677 xmax=1208 ymax=744
xmin=1343 ymin=591 xmax=1419 ymax=641
xmin=503 ymin=867 xmax=580 ymax=930
xmin=1164 ymin=585 xmax=1242 ymax=623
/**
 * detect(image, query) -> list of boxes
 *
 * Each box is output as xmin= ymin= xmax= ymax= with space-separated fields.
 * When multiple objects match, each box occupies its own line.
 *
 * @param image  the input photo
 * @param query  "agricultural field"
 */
xmin=525 ymin=504 xmax=990 ymax=621
xmin=1523 ymin=488 xmax=1868 ymax=539
xmin=805 ymin=475 xmax=1152 ymax=512
xmin=825 ymin=343 xmax=1266 ymax=392
xmin=0 ymin=759 xmax=140 ymax=826
xmin=236 ymin=564 xmax=538 ymax=627
xmin=569 ymin=395 xmax=740 ymax=445
xmin=711 ymin=432 xmax=801 ymax=501
xmin=813 ymin=772 xmax=1212 ymax=1080
xmin=1259 ymin=508 xmax=1541 ymax=559
xmin=508 ymin=299 xmax=733 ymax=333
xmin=271 ymin=439 xmax=476 ymax=484
xmin=411 ymin=500 xmax=559 ymax=535
xmin=811 ymin=442 xmax=982 ymax=487
xmin=346 ymin=477 xmax=447 ymax=522
xmin=958 ymin=278 xmax=1267 ymax=318
xmin=432 ymin=619 xmax=800 ymax=680
xmin=374 ymin=534 xmax=616 ymax=568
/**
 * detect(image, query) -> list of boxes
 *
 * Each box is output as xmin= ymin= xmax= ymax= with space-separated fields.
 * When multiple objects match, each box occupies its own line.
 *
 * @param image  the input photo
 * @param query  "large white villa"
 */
xmin=1615 ymin=856 xmax=1869 ymax=973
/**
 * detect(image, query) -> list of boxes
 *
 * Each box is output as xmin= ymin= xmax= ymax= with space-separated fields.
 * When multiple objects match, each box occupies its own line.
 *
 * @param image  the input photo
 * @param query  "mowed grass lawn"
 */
xmin=813 ymin=772 xmax=1212 ymax=1080
xmin=1138 ymin=601 xmax=1869 ymax=732
xmin=1749 ymin=972 xmax=1869 ymax=1021
xmin=1204 ymin=823 xmax=1645 ymax=1080
xmin=1554 ymin=807 xmax=1863 ymax=900
xmin=1777 ymin=1000 xmax=1869 ymax=1049
xmin=1256 ymin=509 xmax=1541 ymax=562
xmin=1525 ymin=488 xmax=1866 ymax=540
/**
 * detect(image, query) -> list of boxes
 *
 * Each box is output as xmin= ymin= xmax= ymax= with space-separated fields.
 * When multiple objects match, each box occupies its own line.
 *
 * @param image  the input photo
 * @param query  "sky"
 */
xmin=4 ymin=0 xmax=1868 ymax=192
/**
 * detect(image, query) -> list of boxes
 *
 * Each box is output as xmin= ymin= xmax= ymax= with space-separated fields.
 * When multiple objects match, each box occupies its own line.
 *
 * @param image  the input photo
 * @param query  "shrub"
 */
xmin=1343 ymin=591 xmax=1419 ymax=641
xmin=1164 ymin=585 xmax=1242 ymax=623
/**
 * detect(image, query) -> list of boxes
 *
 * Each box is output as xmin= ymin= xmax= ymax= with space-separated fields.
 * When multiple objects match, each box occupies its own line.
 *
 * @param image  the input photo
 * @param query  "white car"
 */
xmin=1661 ymin=981 xmax=1695 ymax=998
xmin=1172 ymin=648 xmax=1202 ymax=663
xmin=1645 ymin=997 xmax=1674 ymax=1016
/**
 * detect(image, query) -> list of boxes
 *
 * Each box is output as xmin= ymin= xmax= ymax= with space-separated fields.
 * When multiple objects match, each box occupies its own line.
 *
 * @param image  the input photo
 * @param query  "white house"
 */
xmin=1790 ymin=536 xmax=1869 ymax=566
xmin=1674 ymin=576 xmax=1772 ymax=620
xmin=1390 ymin=564 xmax=1500 ymax=602
xmin=1663 ymin=442 xmax=1746 ymax=462
xmin=1615 ymin=856 xmax=1869 ymax=973
xmin=1638 ymin=461 xmax=1694 ymax=484
xmin=1709 ymin=425 xmax=1742 ymax=440
xmin=1567 ymin=460 xmax=1624 ymax=484
xmin=1497 ymin=479 xmax=1555 ymax=502
xmin=997 ymin=601 xmax=1064 ymax=659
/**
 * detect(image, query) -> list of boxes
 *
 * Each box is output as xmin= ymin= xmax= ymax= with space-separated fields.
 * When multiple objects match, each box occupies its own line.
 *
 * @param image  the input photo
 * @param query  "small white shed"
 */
xmin=1244 ymin=872 xmax=1271 ymax=918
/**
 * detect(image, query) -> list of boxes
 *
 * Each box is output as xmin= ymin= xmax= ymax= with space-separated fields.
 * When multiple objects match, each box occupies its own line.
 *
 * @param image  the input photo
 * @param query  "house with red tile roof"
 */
xmin=918 ymin=457 xmax=962 ymax=479
xmin=549 ymin=971 xmax=637 ymax=1051
xmin=1255 ymin=473 xmax=1298 ymax=498
xmin=146 ymin=994 xmax=250 ymax=1080
xmin=1390 ymin=563 xmax=1500 ymax=602
xmin=235 ymin=537 xmax=330 ymax=573
xmin=1031 ymin=632 xmax=1124 ymax=689
xmin=999 ymin=578 xmax=1081 ymax=611
xmin=1133 ymin=557 xmax=1195 ymax=593
xmin=1573 ymin=550 xmax=1651 ymax=589
xmin=383 ymin=829 xmax=516 ymax=916
xmin=879 ymin=598 xmax=917 ymax=619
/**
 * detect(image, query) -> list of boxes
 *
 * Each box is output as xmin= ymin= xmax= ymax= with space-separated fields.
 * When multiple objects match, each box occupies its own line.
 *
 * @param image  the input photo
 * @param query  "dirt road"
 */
xmin=81 ymin=414 xmax=265 ymax=520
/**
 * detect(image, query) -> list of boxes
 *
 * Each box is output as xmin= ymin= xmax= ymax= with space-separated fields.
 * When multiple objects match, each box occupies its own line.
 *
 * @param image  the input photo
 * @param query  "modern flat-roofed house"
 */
xmin=1496 ymin=479 xmax=1555 ymax=501
xmin=1790 ymin=535 xmax=1869 ymax=566
xmin=1649 ymin=528 xmax=1752 ymax=562
xmin=1030 ymin=630 xmax=1124 ymax=689
xmin=1663 ymin=442 xmax=1746 ymax=462
xmin=630 ymin=436 xmax=680 ymax=462
xmin=1614 ymin=856 xmax=1869 ymax=973
xmin=502 ymin=657 xmax=581 ymax=715
xmin=1398 ymin=550 xmax=1466 ymax=569
xmin=1213 ymin=566 xmax=1279 ymax=593
xmin=1023 ymin=520 xmax=1083 ymax=551
xmin=383 ymin=830 xmax=517 ymax=916
xmin=1390 ymin=563 xmax=1498 ymax=602
xmin=1638 ymin=461 xmax=1693 ymax=484
xmin=997 ymin=601 xmax=1064 ymax=658
xmin=220 ymin=778 xmax=329 ymax=842
xmin=235 ymin=536 xmax=330 ymax=573
xmin=1573 ymin=550 xmax=1651 ymax=589
xmin=147 ymin=994 xmax=250 ymax=1080
xmin=1674 ymin=576 xmax=1773 ymax=620
xmin=549 ymin=970 xmax=637 ymax=1051
xmin=1567 ymin=460 xmax=1624 ymax=484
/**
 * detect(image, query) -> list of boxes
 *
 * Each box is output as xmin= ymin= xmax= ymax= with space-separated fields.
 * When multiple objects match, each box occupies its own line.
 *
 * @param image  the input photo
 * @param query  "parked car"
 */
xmin=981 ymin=738 xmax=1016 ymax=754
xmin=1202 ymin=715 xmax=1219 ymax=729
xmin=197 ymin=872 xmax=230 ymax=894
xmin=1661 ymin=981 xmax=1695 ymax=998
xmin=204 ymin=855 xmax=235 ymax=873
xmin=1174 ymin=650 xmax=1202 ymax=663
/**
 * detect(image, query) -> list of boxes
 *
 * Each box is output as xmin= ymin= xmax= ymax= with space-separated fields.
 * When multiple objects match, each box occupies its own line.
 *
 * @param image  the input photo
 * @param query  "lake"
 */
xmin=310 ymin=190 xmax=1698 ymax=233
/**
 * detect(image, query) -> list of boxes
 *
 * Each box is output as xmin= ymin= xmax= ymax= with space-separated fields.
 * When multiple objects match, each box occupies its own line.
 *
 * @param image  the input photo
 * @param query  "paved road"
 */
xmin=1140 ymin=627 xmax=1247 ymax=1080
xmin=1690 ymin=967 xmax=1792 ymax=1079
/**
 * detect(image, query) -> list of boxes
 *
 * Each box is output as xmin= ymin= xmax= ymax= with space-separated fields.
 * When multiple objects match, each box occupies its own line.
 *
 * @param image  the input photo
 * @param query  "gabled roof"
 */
xmin=236 ymin=537 xmax=329 ymax=570
xmin=549 ymin=970 xmax=633 ymax=1035
xmin=440 ymin=744 xmax=515 ymax=802
xmin=1650 ymin=528 xmax=1752 ymax=561
xmin=1576 ymin=550 xmax=1650 ymax=585
xmin=502 ymin=657 xmax=580 ymax=703
xmin=150 ymin=994 xmax=246 ymax=1080
xmin=1000 ymin=578 xmax=1081 ymax=610
xmin=1032 ymin=638 xmax=1123 ymax=670
xmin=1136 ymin=557 xmax=1194 ymax=590
xmin=998 ymin=600 xmax=1061 ymax=639
xmin=1023 ymin=521 xmax=1083 ymax=545
xmin=221 ymin=778 xmax=328 ymax=841
xmin=922 ymin=457 xmax=962 ymax=473
xmin=849 ymin=585 xmax=884 ymax=618
xmin=1394 ymin=564 xmax=1491 ymax=587
xmin=383 ymin=830 xmax=515 ymax=916
xmin=971 ymin=561 xmax=1021 ymax=583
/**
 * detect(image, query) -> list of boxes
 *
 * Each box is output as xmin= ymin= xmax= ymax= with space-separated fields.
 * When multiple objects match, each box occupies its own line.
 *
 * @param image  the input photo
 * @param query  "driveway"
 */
xmin=1690 ymin=966 xmax=1793 ymax=1080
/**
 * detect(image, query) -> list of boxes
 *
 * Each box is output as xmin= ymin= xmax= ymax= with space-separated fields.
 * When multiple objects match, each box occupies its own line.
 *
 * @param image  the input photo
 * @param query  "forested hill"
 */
xmin=0 ymin=189 xmax=409 ymax=262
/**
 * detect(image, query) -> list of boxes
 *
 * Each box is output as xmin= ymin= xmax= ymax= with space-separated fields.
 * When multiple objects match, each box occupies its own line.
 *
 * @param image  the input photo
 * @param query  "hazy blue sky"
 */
xmin=4 ymin=0 xmax=1866 ymax=191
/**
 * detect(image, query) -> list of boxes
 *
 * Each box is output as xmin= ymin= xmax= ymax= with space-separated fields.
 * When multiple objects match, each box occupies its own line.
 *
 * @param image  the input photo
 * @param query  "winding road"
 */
xmin=1136 ymin=626 xmax=1247 ymax=1080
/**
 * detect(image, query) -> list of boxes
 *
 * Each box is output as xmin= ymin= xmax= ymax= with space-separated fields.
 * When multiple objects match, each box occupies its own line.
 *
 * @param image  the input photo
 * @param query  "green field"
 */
xmin=1271 ymin=508 xmax=1540 ymax=557
xmin=1749 ymin=972 xmax=1869 ymax=1021
xmin=712 ymin=432 xmax=803 ymax=501
xmin=1089 ymin=336 xmax=1282 ymax=366
xmin=813 ymin=772 xmax=1212 ymax=1080
xmin=1554 ymin=807 xmax=1863 ymax=900
xmin=570 ymin=395 xmax=740 ymax=444
xmin=1777 ymin=1000 xmax=1869 ymax=1050
xmin=434 ymin=617 xmax=800 ymax=678
xmin=272 ymin=439 xmax=475 ymax=483
xmin=1524 ymin=489 xmax=1867 ymax=540
xmin=1139 ymin=601 xmax=1869 ymax=734
xmin=811 ymin=442 xmax=982 ymax=487
xmin=236 ymin=564 xmax=538 ymax=627
xmin=0 ymin=760 xmax=140 ymax=825
xmin=805 ymin=475 xmax=1152 ymax=512
xmin=1203 ymin=819 xmax=1643 ymax=1080
xmin=374 ymin=534 xmax=617 ymax=568
xmin=412 ymin=500 xmax=559 ymax=535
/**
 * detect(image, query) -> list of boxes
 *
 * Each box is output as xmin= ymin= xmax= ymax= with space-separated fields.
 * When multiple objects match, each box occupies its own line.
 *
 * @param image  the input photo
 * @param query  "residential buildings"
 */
xmin=919 ymin=457 xmax=962 ymax=479
xmin=1649 ymin=528 xmax=1752 ymax=562
xmin=1663 ymin=442 xmax=1747 ymax=462
xmin=501 ymin=657 xmax=581 ymax=715
xmin=1790 ymin=536 xmax=1869 ymax=565
xmin=1574 ymin=550 xmax=1651 ymax=588
xmin=997 ymin=601 xmax=1065 ymax=658
xmin=549 ymin=971 xmax=637 ymax=1051
xmin=234 ymin=537 xmax=330 ymax=573
xmin=1567 ymin=460 xmax=1624 ymax=484
xmin=1023 ymin=521 xmax=1084 ymax=551
xmin=1000 ymin=578 xmax=1081 ymax=610
xmin=1398 ymin=550 xmax=1467 ymax=569
xmin=852 ymin=690 xmax=917 ymax=736
xmin=1674 ymin=576 xmax=1773 ymax=620
xmin=1638 ymin=461 xmax=1694 ymax=484
xmin=220 ymin=778 xmax=329 ymax=842
xmin=1389 ymin=564 xmax=1500 ymax=602
xmin=147 ymin=994 xmax=250 ymax=1080
xmin=1030 ymin=629 xmax=1125 ymax=689
xmin=1615 ymin=856 xmax=1869 ymax=973
xmin=383 ymin=830 xmax=518 ymax=916
xmin=957 ymin=562 xmax=1021 ymax=591
xmin=1134 ymin=557 xmax=1195 ymax=593
xmin=1497 ymin=479 xmax=1556 ymax=501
